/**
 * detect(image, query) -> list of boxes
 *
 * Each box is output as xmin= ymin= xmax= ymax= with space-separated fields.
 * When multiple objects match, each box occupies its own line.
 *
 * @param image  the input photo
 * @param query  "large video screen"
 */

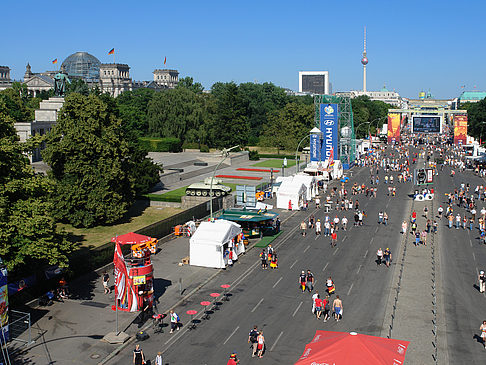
xmin=412 ymin=116 xmax=442 ymax=133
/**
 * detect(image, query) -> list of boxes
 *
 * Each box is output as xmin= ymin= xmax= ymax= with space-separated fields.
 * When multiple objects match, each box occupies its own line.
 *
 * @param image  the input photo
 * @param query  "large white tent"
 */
xmin=276 ymin=180 xmax=306 ymax=210
xmin=293 ymin=174 xmax=317 ymax=200
xmin=190 ymin=219 xmax=244 ymax=269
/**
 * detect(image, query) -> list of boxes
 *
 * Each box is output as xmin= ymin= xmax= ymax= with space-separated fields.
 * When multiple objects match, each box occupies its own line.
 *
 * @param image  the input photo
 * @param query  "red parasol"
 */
xmin=295 ymin=331 xmax=410 ymax=365
xmin=111 ymin=232 xmax=153 ymax=245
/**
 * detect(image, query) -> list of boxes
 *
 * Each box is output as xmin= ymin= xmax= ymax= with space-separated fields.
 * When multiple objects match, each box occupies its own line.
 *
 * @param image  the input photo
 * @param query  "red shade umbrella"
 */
xmin=111 ymin=232 xmax=153 ymax=245
xmin=295 ymin=331 xmax=410 ymax=365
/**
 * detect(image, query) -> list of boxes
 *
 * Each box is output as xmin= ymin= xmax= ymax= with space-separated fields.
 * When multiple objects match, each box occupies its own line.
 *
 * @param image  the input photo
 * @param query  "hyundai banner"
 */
xmin=319 ymin=104 xmax=339 ymax=161
xmin=309 ymin=133 xmax=320 ymax=161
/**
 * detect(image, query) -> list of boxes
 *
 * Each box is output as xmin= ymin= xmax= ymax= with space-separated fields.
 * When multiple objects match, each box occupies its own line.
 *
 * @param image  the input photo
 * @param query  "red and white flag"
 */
xmin=327 ymin=147 xmax=334 ymax=167
xmin=113 ymin=241 xmax=138 ymax=312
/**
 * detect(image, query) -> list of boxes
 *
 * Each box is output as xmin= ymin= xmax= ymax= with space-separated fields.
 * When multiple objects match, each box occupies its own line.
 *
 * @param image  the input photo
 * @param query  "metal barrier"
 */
xmin=9 ymin=310 xmax=33 ymax=345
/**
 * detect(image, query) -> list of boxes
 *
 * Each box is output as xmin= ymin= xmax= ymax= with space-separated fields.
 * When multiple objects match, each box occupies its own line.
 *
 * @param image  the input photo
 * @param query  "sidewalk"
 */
xmin=11 ymin=199 xmax=296 ymax=365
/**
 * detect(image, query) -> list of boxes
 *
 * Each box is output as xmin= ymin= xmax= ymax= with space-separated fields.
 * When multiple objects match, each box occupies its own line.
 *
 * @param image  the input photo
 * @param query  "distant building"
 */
xmin=22 ymin=63 xmax=55 ymax=97
xmin=0 ymin=66 xmax=11 ymax=91
xmin=335 ymin=85 xmax=403 ymax=107
xmin=152 ymin=69 xmax=179 ymax=88
xmin=99 ymin=63 xmax=132 ymax=97
xmin=298 ymin=71 xmax=330 ymax=95
xmin=458 ymin=90 xmax=486 ymax=104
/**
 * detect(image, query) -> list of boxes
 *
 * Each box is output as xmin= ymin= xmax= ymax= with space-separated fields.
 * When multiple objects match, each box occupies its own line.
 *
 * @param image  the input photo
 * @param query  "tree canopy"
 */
xmin=43 ymin=93 xmax=159 ymax=228
xmin=462 ymin=99 xmax=486 ymax=141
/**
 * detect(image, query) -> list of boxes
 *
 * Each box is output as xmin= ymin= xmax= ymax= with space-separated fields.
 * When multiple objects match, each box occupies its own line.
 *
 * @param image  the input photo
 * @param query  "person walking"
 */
xmin=227 ymin=352 xmax=240 ymax=365
xmin=448 ymin=214 xmax=453 ymax=229
xmin=376 ymin=248 xmax=383 ymax=266
xmin=248 ymin=325 xmax=259 ymax=357
xmin=332 ymin=296 xmax=343 ymax=322
xmin=383 ymin=212 xmax=388 ymax=225
xmin=169 ymin=310 xmax=180 ymax=334
xmin=256 ymin=331 xmax=265 ymax=358
xmin=315 ymin=219 xmax=322 ymax=236
xmin=479 ymin=271 xmax=486 ymax=293
xmin=306 ymin=270 xmax=315 ymax=292
xmin=384 ymin=248 xmax=392 ymax=267
xmin=133 ymin=344 xmax=145 ymax=365
xmin=480 ymin=321 xmax=486 ymax=349
xmin=300 ymin=220 xmax=307 ymax=237
xmin=401 ymin=221 xmax=408 ymax=234
xmin=102 ymin=271 xmax=111 ymax=294
xmin=331 ymin=231 xmax=337 ymax=247
xmin=155 ymin=352 xmax=163 ymax=365
xmin=341 ymin=216 xmax=348 ymax=231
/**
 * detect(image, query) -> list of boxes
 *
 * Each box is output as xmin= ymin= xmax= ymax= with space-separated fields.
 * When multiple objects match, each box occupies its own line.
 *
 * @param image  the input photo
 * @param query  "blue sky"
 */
xmin=2 ymin=0 xmax=484 ymax=99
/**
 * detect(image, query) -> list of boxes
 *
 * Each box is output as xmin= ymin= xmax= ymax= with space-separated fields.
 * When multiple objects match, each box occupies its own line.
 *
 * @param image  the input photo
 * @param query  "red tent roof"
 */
xmin=111 ymin=232 xmax=153 ymax=245
xmin=295 ymin=331 xmax=410 ymax=365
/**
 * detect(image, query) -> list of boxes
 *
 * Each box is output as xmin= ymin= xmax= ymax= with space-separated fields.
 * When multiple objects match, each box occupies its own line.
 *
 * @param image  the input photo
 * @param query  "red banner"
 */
xmin=387 ymin=113 xmax=401 ymax=144
xmin=453 ymin=114 xmax=467 ymax=145
xmin=114 ymin=242 xmax=138 ymax=312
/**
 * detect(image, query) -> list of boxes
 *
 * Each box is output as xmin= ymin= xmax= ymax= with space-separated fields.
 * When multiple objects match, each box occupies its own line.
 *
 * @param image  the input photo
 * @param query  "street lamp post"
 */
xmin=209 ymin=145 xmax=239 ymax=220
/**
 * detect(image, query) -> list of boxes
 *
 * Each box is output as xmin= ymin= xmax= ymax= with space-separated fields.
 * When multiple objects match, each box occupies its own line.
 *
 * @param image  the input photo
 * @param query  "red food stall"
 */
xmin=111 ymin=232 xmax=157 ymax=312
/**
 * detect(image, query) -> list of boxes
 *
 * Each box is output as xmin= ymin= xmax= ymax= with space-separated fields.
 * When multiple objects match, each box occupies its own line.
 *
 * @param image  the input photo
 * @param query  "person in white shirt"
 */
xmin=315 ymin=220 xmax=321 ymax=235
xmin=341 ymin=216 xmax=348 ymax=231
xmin=311 ymin=291 xmax=319 ymax=315
xmin=155 ymin=352 xmax=163 ymax=365
xmin=333 ymin=216 xmax=340 ymax=229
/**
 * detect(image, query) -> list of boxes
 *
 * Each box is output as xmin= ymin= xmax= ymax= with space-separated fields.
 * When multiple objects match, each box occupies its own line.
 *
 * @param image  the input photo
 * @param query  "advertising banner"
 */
xmin=387 ymin=113 xmax=401 ymax=144
xmin=0 ymin=268 xmax=8 ymax=341
xmin=319 ymin=104 xmax=339 ymax=160
xmin=310 ymin=133 xmax=320 ymax=162
xmin=454 ymin=114 xmax=467 ymax=145
xmin=113 ymin=242 xmax=138 ymax=312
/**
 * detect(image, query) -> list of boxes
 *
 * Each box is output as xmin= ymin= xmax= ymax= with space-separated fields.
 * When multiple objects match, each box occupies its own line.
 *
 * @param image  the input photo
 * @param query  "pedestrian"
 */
xmin=311 ymin=290 xmax=319 ymax=315
xmin=455 ymin=214 xmax=461 ymax=229
xmin=383 ymin=212 xmax=388 ymax=225
xmin=155 ymin=351 xmax=163 ymax=365
xmin=299 ymin=271 xmax=306 ymax=292
xmin=256 ymin=331 xmax=265 ymax=358
xmin=331 ymin=231 xmax=337 ymax=247
xmin=315 ymin=294 xmax=322 ymax=319
xmin=401 ymin=221 xmax=407 ymax=234
xmin=421 ymin=230 xmax=427 ymax=246
xmin=102 ymin=271 xmax=111 ymax=294
xmin=248 ymin=325 xmax=258 ymax=357
xmin=480 ymin=321 xmax=486 ymax=349
xmin=306 ymin=270 xmax=314 ymax=292
xmin=332 ymin=295 xmax=343 ymax=322
xmin=315 ymin=219 xmax=322 ymax=235
xmin=470 ymin=218 xmax=474 ymax=231
xmin=342 ymin=216 xmax=348 ymax=231
xmin=433 ymin=220 xmax=438 ymax=233
xmin=384 ymin=248 xmax=392 ymax=267
xmin=378 ymin=211 xmax=383 ymax=224
xmin=260 ymin=249 xmax=268 ymax=269
xmin=448 ymin=214 xmax=453 ymax=229
xmin=376 ymin=248 xmax=383 ymax=265
xmin=169 ymin=310 xmax=180 ymax=334
xmin=479 ymin=271 xmax=486 ymax=293
xmin=300 ymin=220 xmax=307 ymax=237
xmin=322 ymin=295 xmax=331 ymax=322
xmin=133 ymin=344 xmax=145 ymax=365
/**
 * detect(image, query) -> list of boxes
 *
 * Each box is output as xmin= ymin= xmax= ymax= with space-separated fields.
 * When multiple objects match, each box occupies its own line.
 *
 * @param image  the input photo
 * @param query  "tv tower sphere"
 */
xmin=361 ymin=56 xmax=368 ymax=65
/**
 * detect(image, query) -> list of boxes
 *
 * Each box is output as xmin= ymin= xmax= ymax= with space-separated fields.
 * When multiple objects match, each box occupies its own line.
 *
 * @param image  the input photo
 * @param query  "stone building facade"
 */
xmin=152 ymin=69 xmax=179 ymax=88
xmin=0 ymin=66 xmax=11 ymax=91
xmin=99 ymin=63 xmax=133 ymax=97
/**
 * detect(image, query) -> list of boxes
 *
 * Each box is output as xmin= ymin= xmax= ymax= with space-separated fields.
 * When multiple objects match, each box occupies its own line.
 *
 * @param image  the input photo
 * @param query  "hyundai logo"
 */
xmin=323 ymin=120 xmax=334 ymax=126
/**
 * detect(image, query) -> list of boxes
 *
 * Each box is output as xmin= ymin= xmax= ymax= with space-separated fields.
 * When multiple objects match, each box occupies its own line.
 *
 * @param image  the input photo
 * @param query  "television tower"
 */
xmin=361 ymin=27 xmax=368 ymax=92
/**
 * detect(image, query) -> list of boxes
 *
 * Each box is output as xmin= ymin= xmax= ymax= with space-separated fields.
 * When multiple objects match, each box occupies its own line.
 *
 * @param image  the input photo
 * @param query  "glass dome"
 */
xmin=61 ymin=52 xmax=101 ymax=81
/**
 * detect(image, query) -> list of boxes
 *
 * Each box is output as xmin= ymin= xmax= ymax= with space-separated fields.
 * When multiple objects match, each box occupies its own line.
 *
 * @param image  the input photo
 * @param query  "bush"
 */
xmin=182 ymin=142 xmax=200 ymax=150
xmin=139 ymin=137 xmax=182 ymax=152
xmin=199 ymin=144 xmax=210 ymax=152
xmin=249 ymin=150 xmax=260 ymax=160
xmin=247 ymin=135 xmax=259 ymax=146
xmin=143 ymin=193 xmax=182 ymax=203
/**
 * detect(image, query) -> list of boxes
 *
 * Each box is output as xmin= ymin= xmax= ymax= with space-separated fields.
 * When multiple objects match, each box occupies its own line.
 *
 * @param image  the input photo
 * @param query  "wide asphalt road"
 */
xmin=108 ymin=151 xmax=414 ymax=364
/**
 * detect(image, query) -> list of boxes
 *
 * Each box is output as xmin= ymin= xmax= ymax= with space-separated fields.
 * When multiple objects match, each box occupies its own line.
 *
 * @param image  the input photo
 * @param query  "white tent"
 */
xmin=293 ymin=174 xmax=317 ymax=200
xmin=190 ymin=219 xmax=243 ymax=269
xmin=276 ymin=180 xmax=306 ymax=210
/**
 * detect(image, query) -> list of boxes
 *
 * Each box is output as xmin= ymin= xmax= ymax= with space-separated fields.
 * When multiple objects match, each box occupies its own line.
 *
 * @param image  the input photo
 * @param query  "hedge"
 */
xmin=182 ymin=142 xmax=210 ymax=152
xmin=258 ymin=153 xmax=300 ymax=159
xmin=139 ymin=137 xmax=182 ymax=152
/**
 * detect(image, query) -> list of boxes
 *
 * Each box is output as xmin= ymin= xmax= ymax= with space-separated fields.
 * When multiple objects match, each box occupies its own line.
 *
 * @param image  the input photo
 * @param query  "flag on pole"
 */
xmin=327 ymin=147 xmax=335 ymax=167
xmin=108 ymin=48 xmax=115 ymax=55
xmin=164 ymin=56 xmax=167 ymax=65
xmin=52 ymin=58 xmax=58 ymax=64
xmin=113 ymin=241 xmax=138 ymax=312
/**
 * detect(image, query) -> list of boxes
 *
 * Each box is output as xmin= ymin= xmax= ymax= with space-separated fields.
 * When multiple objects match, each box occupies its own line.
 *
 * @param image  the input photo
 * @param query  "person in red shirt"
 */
xmin=227 ymin=352 xmax=239 ymax=364
xmin=331 ymin=231 xmax=337 ymax=247
xmin=315 ymin=296 xmax=323 ymax=319
xmin=411 ymin=211 xmax=417 ymax=223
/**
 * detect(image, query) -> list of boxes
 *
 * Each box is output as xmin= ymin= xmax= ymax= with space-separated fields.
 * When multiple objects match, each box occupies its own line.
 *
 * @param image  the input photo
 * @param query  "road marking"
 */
xmin=304 ymin=245 xmax=310 ymax=253
xmin=292 ymin=301 xmax=303 ymax=317
xmin=364 ymin=249 xmax=368 ymax=258
xmin=347 ymin=282 xmax=354 ymax=296
xmin=323 ymin=262 xmax=329 ymax=272
xmin=370 ymin=237 xmax=374 ymax=244
xmin=270 ymin=331 xmax=284 ymax=352
xmin=357 ymin=264 xmax=362 ymax=274
xmin=290 ymin=259 xmax=298 ymax=269
xmin=251 ymin=298 xmax=264 ymax=313
xmin=342 ymin=236 xmax=347 ymax=242
xmin=333 ymin=247 xmax=339 ymax=256
xmin=470 ymin=239 xmax=473 ymax=247
xmin=273 ymin=277 xmax=283 ymax=288
xmin=315 ymin=235 xmax=320 ymax=240
xmin=223 ymin=326 xmax=240 ymax=345
xmin=375 ymin=226 xmax=379 ymax=233
xmin=473 ymin=252 xmax=477 ymax=261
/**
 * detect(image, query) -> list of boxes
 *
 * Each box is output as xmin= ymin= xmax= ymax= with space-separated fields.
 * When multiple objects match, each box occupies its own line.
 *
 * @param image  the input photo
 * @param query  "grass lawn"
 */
xmin=252 ymin=159 xmax=297 ymax=168
xmin=59 ymin=201 xmax=182 ymax=249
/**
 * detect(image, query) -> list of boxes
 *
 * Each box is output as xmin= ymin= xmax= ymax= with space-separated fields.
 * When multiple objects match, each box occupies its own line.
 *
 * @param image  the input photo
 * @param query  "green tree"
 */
xmin=176 ymin=76 xmax=204 ymax=93
xmin=0 ymin=90 xmax=75 ymax=272
xmin=66 ymin=78 xmax=90 ymax=96
xmin=207 ymin=82 xmax=250 ymax=148
xmin=351 ymin=96 xmax=392 ymax=138
xmin=43 ymin=93 xmax=159 ymax=228
xmin=465 ymin=98 xmax=486 ymax=140
xmin=117 ymin=88 xmax=155 ymax=136
xmin=147 ymin=87 xmax=205 ymax=142
xmin=260 ymin=102 xmax=314 ymax=151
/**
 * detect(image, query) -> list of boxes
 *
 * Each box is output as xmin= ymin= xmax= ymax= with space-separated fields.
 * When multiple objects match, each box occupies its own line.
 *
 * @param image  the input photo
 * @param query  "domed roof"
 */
xmin=61 ymin=52 xmax=101 ymax=81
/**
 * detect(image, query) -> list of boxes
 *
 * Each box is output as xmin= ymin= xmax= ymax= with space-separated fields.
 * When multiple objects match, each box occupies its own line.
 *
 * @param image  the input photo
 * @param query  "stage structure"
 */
xmin=314 ymin=95 xmax=356 ymax=169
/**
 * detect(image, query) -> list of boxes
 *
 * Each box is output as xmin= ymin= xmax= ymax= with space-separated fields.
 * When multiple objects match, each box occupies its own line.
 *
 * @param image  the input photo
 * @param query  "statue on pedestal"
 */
xmin=54 ymin=66 xmax=70 ymax=97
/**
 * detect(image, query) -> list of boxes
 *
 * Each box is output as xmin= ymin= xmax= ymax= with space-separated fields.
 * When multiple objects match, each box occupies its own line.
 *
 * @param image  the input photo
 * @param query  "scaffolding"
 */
xmin=314 ymin=95 xmax=356 ymax=167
